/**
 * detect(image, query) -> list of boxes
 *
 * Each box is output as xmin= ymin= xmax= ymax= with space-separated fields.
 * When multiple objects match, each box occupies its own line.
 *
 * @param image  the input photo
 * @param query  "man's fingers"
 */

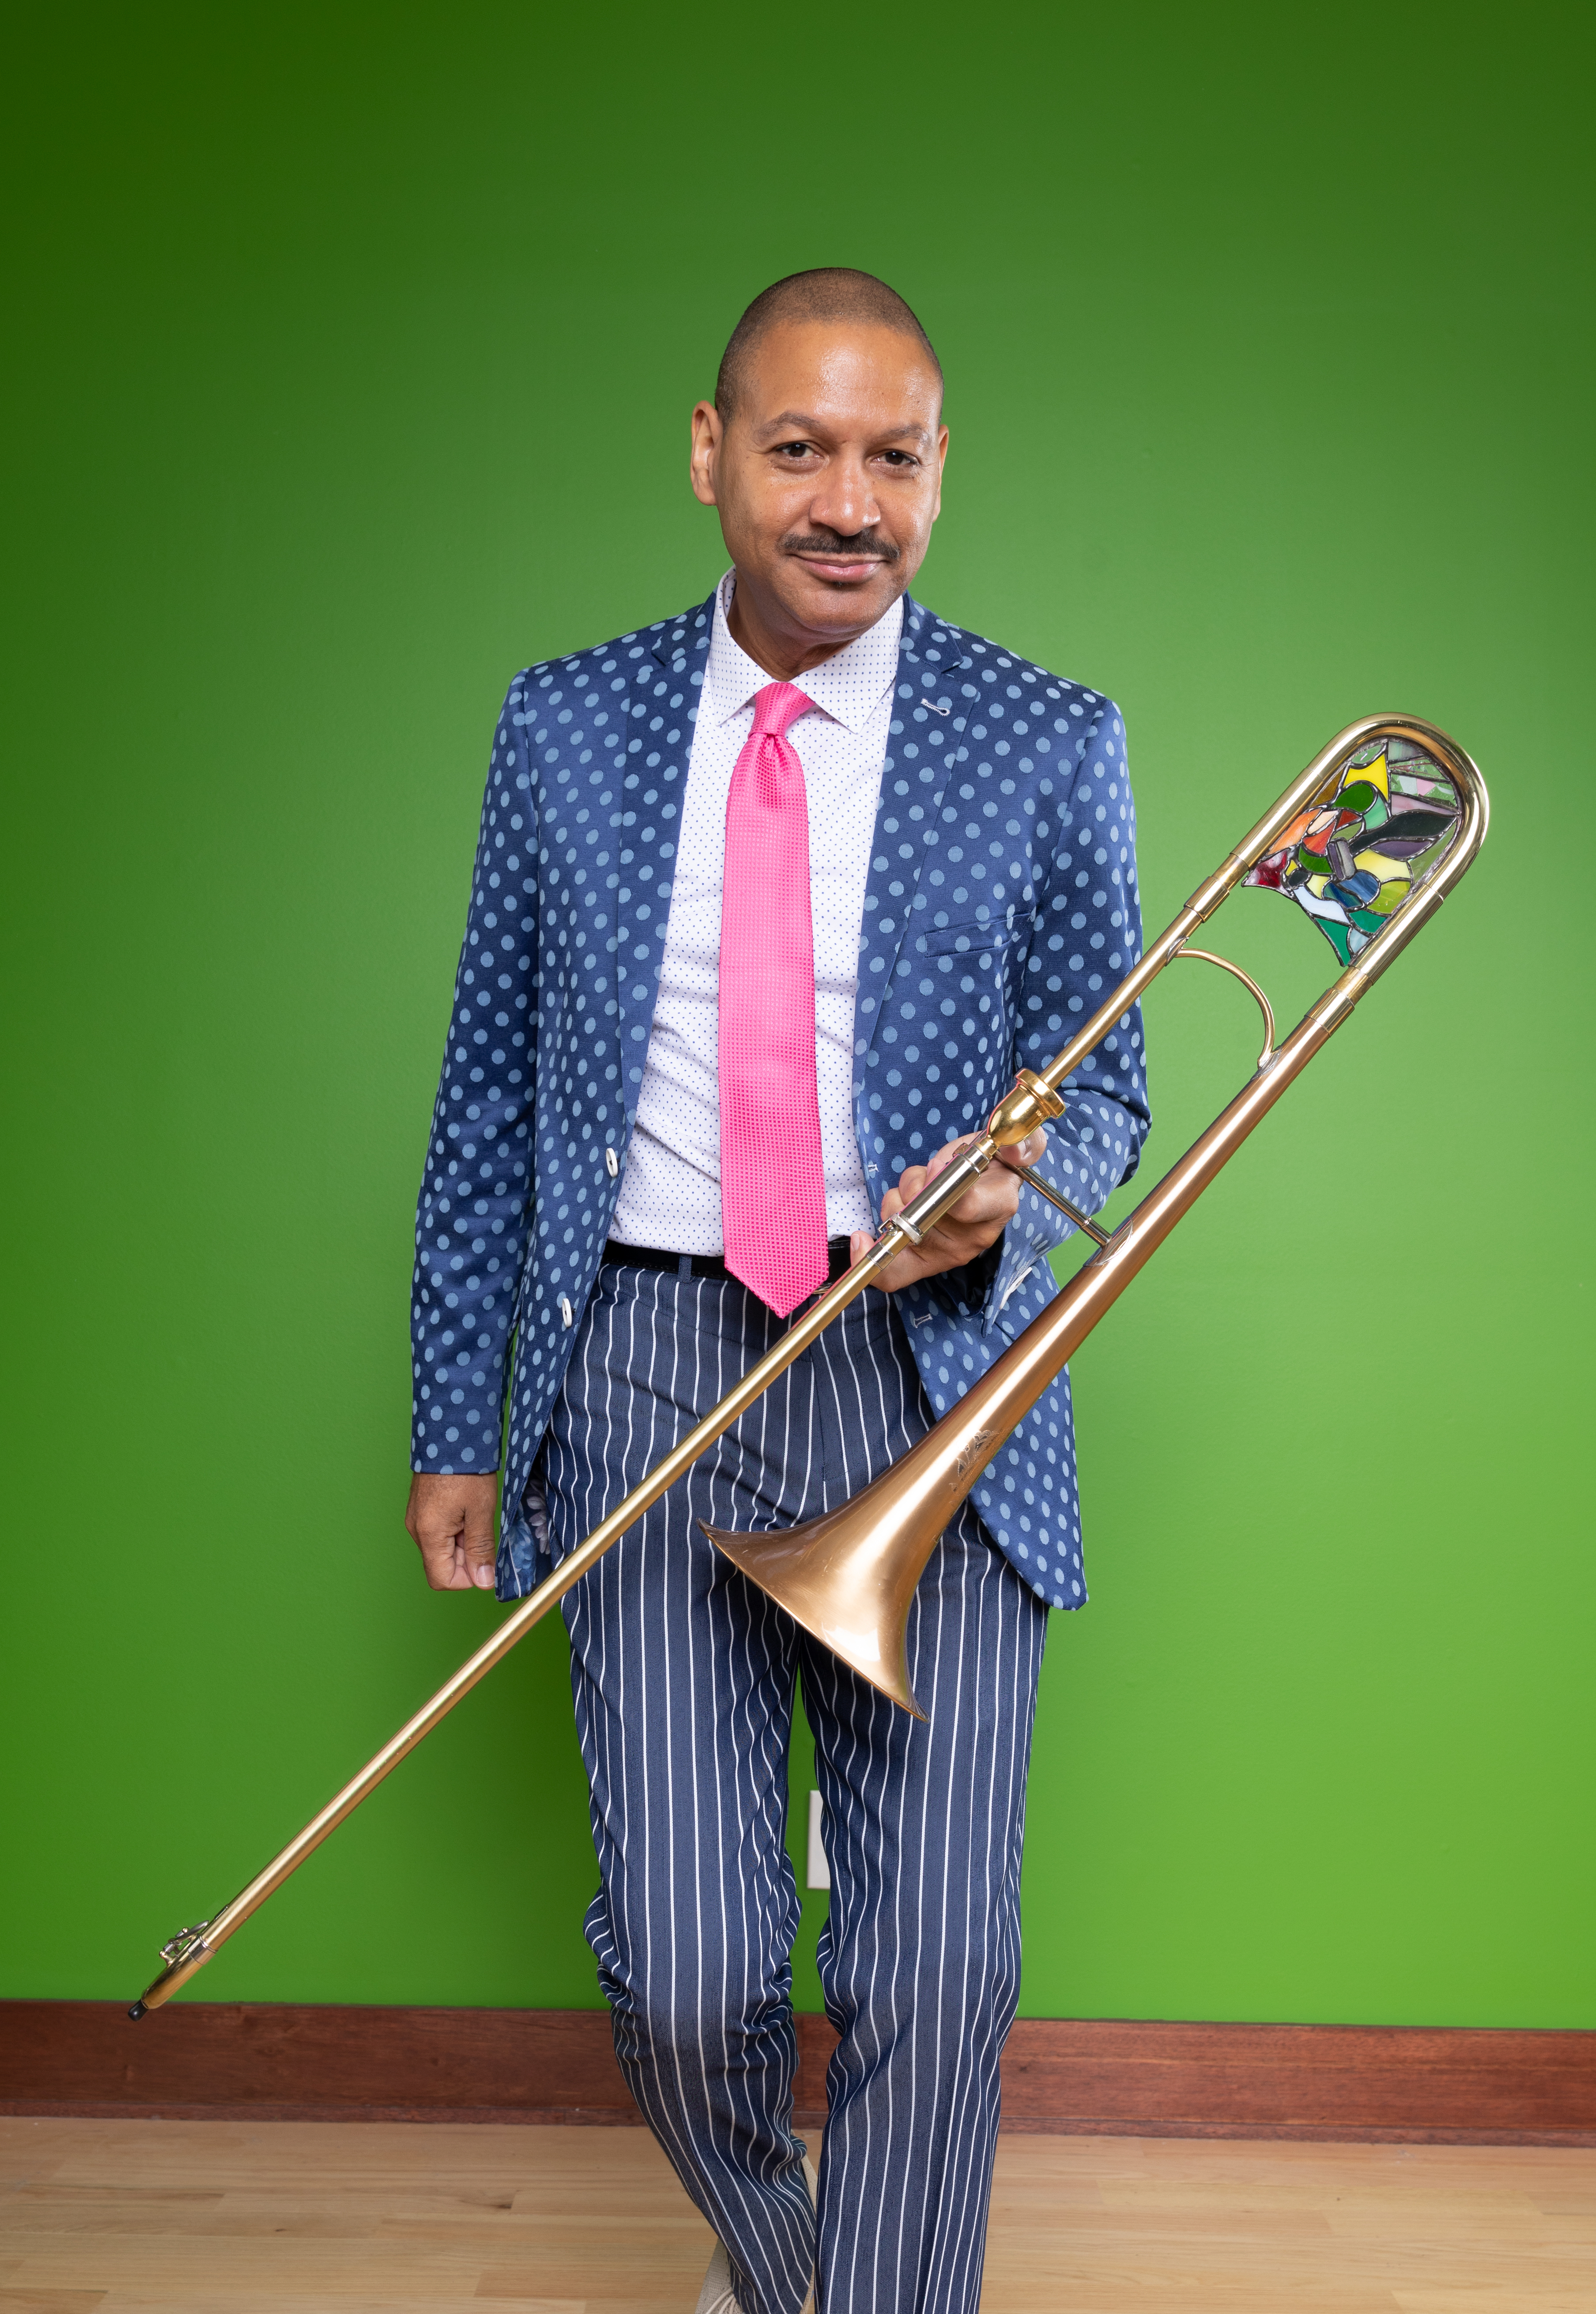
xmin=406 ymin=1472 xmax=501 ymax=1593
xmin=995 ymin=1127 xmax=1048 ymax=1174
xmin=461 ymin=1497 xmax=498 ymax=1590
xmin=881 ymin=1140 xmax=969 ymax=1229
xmin=869 ymin=1125 xmax=1056 ymax=1295
xmin=924 ymin=1135 xmax=972 ymax=1183
xmin=882 ymin=1165 xmax=926 ymax=1221
xmin=424 ymin=1539 xmax=474 ymax=1590
xmin=414 ymin=1506 xmax=473 ymax=1590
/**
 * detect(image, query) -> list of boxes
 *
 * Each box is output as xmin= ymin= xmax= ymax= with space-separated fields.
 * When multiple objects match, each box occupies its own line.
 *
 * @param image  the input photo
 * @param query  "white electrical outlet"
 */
xmin=806 ymin=1789 xmax=830 ymax=1891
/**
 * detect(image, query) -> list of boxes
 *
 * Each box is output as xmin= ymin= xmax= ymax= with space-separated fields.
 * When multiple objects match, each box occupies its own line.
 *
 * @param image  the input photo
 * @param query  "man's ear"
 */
xmin=690 ymin=400 xmax=723 ymax=508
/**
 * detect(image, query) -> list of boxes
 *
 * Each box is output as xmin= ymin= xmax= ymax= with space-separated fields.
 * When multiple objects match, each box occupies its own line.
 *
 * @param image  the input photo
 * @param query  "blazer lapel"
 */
xmin=854 ymin=599 xmax=975 ymax=1133
xmin=612 ymin=595 xmax=714 ymax=1125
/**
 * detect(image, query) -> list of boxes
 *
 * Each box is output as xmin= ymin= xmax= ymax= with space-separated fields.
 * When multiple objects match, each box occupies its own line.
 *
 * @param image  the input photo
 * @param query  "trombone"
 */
xmin=130 ymin=712 xmax=1487 ymax=2019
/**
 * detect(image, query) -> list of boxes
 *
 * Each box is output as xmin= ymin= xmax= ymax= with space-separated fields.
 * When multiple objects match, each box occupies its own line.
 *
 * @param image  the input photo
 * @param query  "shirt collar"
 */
xmin=699 ymin=569 xmax=904 ymax=735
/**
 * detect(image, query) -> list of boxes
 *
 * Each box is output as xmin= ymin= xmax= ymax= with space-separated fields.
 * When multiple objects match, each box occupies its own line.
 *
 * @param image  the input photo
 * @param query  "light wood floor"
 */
xmin=1 ymin=2118 xmax=1592 ymax=2312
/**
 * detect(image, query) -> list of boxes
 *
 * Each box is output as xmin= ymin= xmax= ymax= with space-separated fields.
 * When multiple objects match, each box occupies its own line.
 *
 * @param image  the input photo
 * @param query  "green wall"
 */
xmin=4 ymin=1 xmax=1591 ymax=2027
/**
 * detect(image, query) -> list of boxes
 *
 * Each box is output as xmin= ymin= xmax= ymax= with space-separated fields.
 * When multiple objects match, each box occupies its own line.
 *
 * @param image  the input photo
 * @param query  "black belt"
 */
xmin=603 ymin=1235 xmax=856 ymax=1287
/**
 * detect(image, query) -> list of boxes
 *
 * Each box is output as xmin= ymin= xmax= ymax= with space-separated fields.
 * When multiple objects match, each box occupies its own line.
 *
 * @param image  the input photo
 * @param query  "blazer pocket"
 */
xmin=914 ymin=907 xmax=1036 ymax=961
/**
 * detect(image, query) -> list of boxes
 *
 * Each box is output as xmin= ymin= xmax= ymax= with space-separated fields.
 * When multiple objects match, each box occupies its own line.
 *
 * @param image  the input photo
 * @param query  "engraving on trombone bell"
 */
xmin=952 ymin=1427 xmax=998 ymax=1483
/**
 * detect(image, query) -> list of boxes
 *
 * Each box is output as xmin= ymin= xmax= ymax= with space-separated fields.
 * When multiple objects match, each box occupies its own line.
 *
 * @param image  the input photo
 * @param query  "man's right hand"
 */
xmin=406 ymin=1472 xmax=501 ymax=1591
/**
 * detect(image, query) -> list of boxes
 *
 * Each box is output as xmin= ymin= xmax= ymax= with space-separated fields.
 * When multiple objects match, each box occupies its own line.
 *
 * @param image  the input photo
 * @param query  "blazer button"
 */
xmin=605 ymin=1147 xmax=619 ymax=1178
xmin=559 ymin=1296 xmax=574 ymax=1328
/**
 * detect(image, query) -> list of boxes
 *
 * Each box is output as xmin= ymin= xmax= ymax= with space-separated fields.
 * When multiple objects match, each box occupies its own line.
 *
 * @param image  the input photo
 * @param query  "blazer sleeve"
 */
xmin=984 ymin=694 xmax=1151 ymax=1325
xmin=410 ymin=676 xmax=541 ymax=1474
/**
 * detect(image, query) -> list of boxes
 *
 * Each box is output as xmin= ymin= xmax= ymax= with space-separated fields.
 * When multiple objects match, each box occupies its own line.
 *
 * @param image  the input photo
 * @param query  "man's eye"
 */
xmin=878 ymin=449 xmax=916 ymax=468
xmin=776 ymin=441 xmax=816 ymax=458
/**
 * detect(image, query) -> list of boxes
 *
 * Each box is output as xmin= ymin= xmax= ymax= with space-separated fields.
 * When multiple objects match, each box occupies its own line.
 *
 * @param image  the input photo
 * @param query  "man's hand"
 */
xmin=849 ymin=1129 xmax=1048 ymax=1294
xmin=406 ymin=1472 xmax=501 ymax=1591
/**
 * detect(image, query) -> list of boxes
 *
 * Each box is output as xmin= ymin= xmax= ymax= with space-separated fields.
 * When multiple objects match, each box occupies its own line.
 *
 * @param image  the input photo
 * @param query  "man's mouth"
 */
xmin=797 ymin=556 xmax=884 ymax=583
xmin=781 ymin=532 xmax=898 ymax=586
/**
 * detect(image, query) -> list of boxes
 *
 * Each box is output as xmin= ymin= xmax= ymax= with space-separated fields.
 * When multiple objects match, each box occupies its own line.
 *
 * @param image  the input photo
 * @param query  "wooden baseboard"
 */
xmin=3 ymin=2002 xmax=1592 ymax=2144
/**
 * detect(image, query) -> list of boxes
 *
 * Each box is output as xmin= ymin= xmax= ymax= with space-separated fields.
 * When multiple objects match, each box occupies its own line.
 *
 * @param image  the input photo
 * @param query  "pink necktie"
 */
xmin=719 ymin=681 xmax=830 ymax=1317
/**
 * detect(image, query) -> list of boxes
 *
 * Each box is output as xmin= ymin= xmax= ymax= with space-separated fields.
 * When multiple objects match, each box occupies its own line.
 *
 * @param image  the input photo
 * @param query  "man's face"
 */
xmin=690 ymin=320 xmax=948 ymax=656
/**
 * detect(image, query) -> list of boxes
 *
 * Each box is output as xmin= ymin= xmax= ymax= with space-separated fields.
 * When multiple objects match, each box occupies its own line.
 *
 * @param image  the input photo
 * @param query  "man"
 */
xmin=406 ymin=271 xmax=1149 ymax=2314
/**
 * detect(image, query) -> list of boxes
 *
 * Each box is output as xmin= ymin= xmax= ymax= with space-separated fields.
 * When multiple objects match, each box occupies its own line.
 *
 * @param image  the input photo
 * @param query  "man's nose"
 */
xmin=810 ymin=456 xmax=880 ymax=539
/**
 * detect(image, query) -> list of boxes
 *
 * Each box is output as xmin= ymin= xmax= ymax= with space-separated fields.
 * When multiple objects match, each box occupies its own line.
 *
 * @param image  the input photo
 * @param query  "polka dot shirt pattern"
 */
xmin=410 ymin=592 xmax=1151 ymax=1613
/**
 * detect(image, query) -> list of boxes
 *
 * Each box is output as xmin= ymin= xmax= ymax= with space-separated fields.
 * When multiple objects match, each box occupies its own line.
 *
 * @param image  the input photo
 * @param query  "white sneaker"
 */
xmin=799 ymin=2155 xmax=818 ymax=2314
xmin=695 ymin=2240 xmax=738 ymax=2314
xmin=696 ymin=2156 xmax=819 ymax=2314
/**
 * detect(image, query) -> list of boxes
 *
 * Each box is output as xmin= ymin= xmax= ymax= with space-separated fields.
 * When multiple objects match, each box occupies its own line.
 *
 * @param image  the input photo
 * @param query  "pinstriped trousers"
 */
xmin=539 ymin=1263 xmax=1049 ymax=2314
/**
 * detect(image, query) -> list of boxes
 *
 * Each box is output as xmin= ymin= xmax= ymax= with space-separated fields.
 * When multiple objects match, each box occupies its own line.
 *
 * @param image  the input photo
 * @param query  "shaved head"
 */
xmin=690 ymin=271 xmax=949 ymax=676
xmin=716 ymin=268 xmax=942 ymax=420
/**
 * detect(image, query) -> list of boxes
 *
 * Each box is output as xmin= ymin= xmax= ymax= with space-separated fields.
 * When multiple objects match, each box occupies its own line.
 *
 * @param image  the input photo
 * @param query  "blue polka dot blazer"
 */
xmin=412 ymin=590 xmax=1151 ymax=1611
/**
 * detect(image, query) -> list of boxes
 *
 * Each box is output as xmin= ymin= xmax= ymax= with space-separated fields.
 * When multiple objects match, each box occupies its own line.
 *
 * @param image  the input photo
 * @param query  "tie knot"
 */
xmin=751 ymin=680 xmax=812 ymax=741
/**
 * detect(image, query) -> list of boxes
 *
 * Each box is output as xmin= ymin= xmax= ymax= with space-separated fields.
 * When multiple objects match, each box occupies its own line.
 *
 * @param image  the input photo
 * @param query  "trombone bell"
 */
xmin=700 ymin=1393 xmax=1018 ymax=1720
xmin=702 ymin=1503 xmax=930 ymax=1720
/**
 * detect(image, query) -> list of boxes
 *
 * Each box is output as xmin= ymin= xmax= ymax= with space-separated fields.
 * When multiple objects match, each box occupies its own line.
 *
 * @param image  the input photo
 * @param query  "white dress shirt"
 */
xmin=611 ymin=570 xmax=901 ymax=1253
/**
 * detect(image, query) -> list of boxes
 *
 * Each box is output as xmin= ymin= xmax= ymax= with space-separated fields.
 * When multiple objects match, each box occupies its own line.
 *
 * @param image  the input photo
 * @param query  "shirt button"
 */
xmin=605 ymin=1147 xmax=619 ymax=1178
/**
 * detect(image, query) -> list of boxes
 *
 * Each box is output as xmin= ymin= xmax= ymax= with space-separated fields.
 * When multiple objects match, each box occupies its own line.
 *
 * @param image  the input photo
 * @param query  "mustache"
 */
xmin=780 ymin=527 xmax=900 ymax=563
